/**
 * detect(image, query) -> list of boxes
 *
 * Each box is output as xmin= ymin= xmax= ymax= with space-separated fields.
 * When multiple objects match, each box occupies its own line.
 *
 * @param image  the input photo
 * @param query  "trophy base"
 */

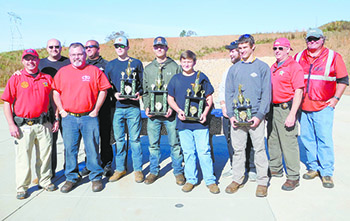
xmin=234 ymin=121 xmax=254 ymax=127
xmin=185 ymin=116 xmax=200 ymax=121
xmin=149 ymin=112 xmax=167 ymax=116
xmin=119 ymin=94 xmax=137 ymax=99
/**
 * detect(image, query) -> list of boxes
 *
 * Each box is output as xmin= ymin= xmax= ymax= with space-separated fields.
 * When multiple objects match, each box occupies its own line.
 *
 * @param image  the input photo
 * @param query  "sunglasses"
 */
xmin=273 ymin=47 xmax=284 ymax=51
xmin=85 ymin=45 xmax=98 ymax=49
xmin=306 ymin=37 xmax=321 ymax=42
xmin=48 ymin=45 xmax=60 ymax=49
xmin=114 ymin=44 xmax=126 ymax=49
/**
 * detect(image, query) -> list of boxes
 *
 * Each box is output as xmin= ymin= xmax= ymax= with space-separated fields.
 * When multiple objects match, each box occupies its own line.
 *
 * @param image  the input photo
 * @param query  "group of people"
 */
xmin=2 ymin=28 xmax=348 ymax=200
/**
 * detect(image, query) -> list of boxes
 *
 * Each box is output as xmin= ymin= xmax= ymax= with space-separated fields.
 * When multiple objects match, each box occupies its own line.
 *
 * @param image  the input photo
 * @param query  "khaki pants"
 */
xmin=230 ymin=121 xmax=269 ymax=186
xmin=268 ymin=106 xmax=300 ymax=180
xmin=15 ymin=122 xmax=53 ymax=192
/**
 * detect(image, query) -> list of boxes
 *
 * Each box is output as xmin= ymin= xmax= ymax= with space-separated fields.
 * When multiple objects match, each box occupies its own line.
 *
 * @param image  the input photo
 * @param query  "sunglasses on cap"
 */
xmin=85 ymin=45 xmax=99 ymax=49
xmin=48 ymin=45 xmax=60 ymax=49
xmin=114 ymin=44 xmax=126 ymax=49
xmin=306 ymin=37 xmax=321 ymax=42
xmin=273 ymin=47 xmax=284 ymax=51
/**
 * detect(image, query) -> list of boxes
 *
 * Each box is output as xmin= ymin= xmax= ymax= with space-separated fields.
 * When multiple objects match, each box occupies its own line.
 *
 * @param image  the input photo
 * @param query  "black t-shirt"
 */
xmin=39 ymin=56 xmax=70 ymax=78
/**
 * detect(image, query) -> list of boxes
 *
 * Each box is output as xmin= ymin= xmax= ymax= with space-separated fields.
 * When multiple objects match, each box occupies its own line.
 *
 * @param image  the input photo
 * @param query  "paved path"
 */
xmin=1 ymin=96 xmax=350 ymax=220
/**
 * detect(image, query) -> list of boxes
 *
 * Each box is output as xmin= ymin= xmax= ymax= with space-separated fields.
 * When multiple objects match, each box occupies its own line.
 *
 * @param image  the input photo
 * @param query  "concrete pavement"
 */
xmin=1 ymin=96 xmax=350 ymax=221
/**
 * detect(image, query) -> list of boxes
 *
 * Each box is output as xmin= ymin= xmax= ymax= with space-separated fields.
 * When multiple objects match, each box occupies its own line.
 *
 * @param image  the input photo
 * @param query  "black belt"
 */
xmin=272 ymin=100 xmax=293 ymax=110
xmin=14 ymin=114 xmax=49 ymax=126
xmin=68 ymin=112 xmax=90 ymax=117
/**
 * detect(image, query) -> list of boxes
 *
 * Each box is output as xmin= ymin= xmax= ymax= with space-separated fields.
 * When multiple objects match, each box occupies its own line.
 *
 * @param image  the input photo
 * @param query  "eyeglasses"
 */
xmin=48 ymin=45 xmax=60 ymax=49
xmin=85 ymin=45 xmax=99 ymax=49
xmin=273 ymin=47 xmax=284 ymax=51
xmin=306 ymin=37 xmax=321 ymax=42
xmin=114 ymin=44 xmax=126 ymax=49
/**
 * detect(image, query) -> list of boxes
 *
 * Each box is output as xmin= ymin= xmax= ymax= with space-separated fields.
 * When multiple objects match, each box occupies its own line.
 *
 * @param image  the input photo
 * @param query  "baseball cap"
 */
xmin=273 ymin=38 xmax=293 ymax=50
xmin=153 ymin=36 xmax=168 ymax=46
xmin=225 ymin=40 xmax=239 ymax=50
xmin=22 ymin=49 xmax=39 ymax=59
xmin=306 ymin=28 xmax=324 ymax=38
xmin=114 ymin=36 xmax=128 ymax=47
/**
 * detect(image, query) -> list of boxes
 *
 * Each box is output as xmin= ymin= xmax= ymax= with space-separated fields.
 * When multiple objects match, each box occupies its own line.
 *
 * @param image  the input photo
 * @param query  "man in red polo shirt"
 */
xmin=53 ymin=42 xmax=111 ymax=193
xmin=268 ymin=38 xmax=304 ymax=191
xmin=295 ymin=28 xmax=349 ymax=188
xmin=2 ymin=49 xmax=59 ymax=200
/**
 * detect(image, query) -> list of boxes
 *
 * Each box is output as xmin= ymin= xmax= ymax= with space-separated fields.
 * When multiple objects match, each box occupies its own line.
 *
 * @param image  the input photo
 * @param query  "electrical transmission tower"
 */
xmin=8 ymin=12 xmax=23 ymax=51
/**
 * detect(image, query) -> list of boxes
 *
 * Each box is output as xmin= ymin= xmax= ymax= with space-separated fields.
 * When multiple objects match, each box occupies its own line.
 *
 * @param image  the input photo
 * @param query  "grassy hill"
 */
xmin=1 ymin=21 xmax=350 ymax=88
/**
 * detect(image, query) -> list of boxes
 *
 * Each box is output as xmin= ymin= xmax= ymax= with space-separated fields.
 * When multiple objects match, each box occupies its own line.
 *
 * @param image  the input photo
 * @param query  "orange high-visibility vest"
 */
xmin=295 ymin=48 xmax=336 ymax=101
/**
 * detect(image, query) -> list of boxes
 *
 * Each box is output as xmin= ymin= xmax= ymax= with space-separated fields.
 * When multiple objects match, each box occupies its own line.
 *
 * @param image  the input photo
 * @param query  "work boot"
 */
xmin=302 ymin=170 xmax=319 ymax=180
xmin=109 ymin=170 xmax=126 ymax=182
xmin=322 ymin=176 xmax=334 ymax=188
xmin=225 ymin=181 xmax=243 ymax=194
xmin=207 ymin=183 xmax=220 ymax=194
xmin=182 ymin=183 xmax=194 ymax=192
xmin=281 ymin=179 xmax=299 ymax=191
xmin=175 ymin=174 xmax=186 ymax=186
xmin=144 ymin=174 xmax=158 ymax=185
xmin=134 ymin=171 xmax=144 ymax=183
xmin=256 ymin=185 xmax=268 ymax=197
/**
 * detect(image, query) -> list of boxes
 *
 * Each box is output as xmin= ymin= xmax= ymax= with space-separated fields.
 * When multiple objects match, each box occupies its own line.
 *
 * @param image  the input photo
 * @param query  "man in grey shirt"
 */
xmin=225 ymin=34 xmax=271 ymax=197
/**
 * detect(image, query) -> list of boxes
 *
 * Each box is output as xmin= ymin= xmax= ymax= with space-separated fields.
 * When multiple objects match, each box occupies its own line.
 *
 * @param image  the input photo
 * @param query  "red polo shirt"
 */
xmin=53 ymin=64 xmax=111 ymax=113
xmin=1 ymin=70 xmax=54 ymax=118
xmin=270 ymin=56 xmax=304 ymax=103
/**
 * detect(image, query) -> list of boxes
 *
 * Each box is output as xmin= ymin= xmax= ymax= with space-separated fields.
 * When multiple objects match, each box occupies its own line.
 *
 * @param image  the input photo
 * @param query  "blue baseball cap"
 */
xmin=153 ymin=36 xmax=168 ymax=46
xmin=225 ymin=40 xmax=239 ymax=50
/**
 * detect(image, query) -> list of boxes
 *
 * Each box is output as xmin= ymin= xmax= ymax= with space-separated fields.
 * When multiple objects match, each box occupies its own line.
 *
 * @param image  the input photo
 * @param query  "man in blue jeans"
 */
xmin=105 ymin=36 xmax=145 ymax=183
xmin=53 ymin=42 xmax=111 ymax=193
xmin=142 ymin=36 xmax=185 ymax=185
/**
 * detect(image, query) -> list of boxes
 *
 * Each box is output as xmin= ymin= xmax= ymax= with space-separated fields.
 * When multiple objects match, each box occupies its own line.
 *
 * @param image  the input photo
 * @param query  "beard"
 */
xmin=73 ymin=60 xmax=83 ymax=68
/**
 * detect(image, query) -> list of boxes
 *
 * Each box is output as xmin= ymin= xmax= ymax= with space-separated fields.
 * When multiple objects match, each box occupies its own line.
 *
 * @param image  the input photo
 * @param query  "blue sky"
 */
xmin=0 ymin=0 xmax=349 ymax=52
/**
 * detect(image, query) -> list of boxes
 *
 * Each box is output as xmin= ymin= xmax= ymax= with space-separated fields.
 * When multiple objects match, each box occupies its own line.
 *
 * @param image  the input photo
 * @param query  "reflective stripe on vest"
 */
xmin=297 ymin=49 xmax=335 ymax=81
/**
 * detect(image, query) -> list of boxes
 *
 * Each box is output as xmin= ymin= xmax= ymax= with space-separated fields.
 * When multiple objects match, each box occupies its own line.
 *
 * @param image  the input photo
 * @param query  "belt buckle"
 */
xmin=281 ymin=103 xmax=289 ymax=110
xmin=27 ymin=120 xmax=34 ymax=126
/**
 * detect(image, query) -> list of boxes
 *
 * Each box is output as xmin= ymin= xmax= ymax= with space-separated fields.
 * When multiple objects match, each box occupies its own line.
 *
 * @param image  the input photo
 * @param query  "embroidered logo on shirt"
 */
xmin=82 ymin=75 xmax=91 ymax=82
xmin=43 ymin=82 xmax=49 ymax=87
xmin=250 ymin=72 xmax=258 ymax=78
xmin=279 ymin=71 xmax=284 ymax=76
xmin=21 ymin=81 xmax=29 ymax=88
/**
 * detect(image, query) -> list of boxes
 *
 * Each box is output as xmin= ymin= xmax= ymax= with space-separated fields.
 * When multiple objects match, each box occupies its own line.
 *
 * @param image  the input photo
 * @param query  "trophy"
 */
xmin=184 ymin=71 xmax=206 ymax=121
xmin=232 ymin=84 xmax=253 ymax=126
xmin=149 ymin=65 xmax=168 ymax=115
xmin=119 ymin=59 xmax=137 ymax=98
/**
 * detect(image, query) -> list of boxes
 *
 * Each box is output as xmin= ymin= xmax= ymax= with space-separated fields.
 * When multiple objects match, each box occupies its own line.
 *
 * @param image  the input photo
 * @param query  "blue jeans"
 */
xmin=113 ymin=107 xmax=142 ymax=172
xmin=178 ymin=129 xmax=216 ymax=185
xmin=62 ymin=115 xmax=103 ymax=182
xmin=299 ymin=106 xmax=334 ymax=176
xmin=147 ymin=117 xmax=183 ymax=176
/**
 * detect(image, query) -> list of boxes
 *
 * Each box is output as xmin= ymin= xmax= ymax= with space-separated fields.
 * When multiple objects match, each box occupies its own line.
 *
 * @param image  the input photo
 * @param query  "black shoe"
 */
xmin=103 ymin=162 xmax=113 ymax=177
xmin=79 ymin=167 xmax=91 ymax=177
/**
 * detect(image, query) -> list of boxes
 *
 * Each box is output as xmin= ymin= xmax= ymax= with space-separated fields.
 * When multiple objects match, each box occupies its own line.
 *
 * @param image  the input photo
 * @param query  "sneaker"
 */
xmin=222 ymin=170 xmax=233 ymax=178
xmin=16 ymin=191 xmax=28 ymax=200
xmin=182 ymin=183 xmax=194 ymax=192
xmin=175 ymin=174 xmax=186 ymax=186
xmin=43 ymin=183 xmax=58 ymax=192
xmin=302 ymin=170 xmax=319 ymax=180
xmin=281 ymin=179 xmax=299 ymax=191
xmin=322 ymin=176 xmax=334 ymax=188
xmin=207 ymin=183 xmax=220 ymax=194
xmin=256 ymin=185 xmax=268 ymax=197
xmin=225 ymin=181 xmax=243 ymax=194
xmin=103 ymin=162 xmax=113 ymax=177
xmin=248 ymin=171 xmax=257 ymax=182
xmin=109 ymin=170 xmax=126 ymax=182
xmin=144 ymin=173 xmax=158 ymax=185
xmin=271 ymin=171 xmax=283 ymax=178
xmin=134 ymin=171 xmax=144 ymax=183
xmin=79 ymin=167 xmax=91 ymax=177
